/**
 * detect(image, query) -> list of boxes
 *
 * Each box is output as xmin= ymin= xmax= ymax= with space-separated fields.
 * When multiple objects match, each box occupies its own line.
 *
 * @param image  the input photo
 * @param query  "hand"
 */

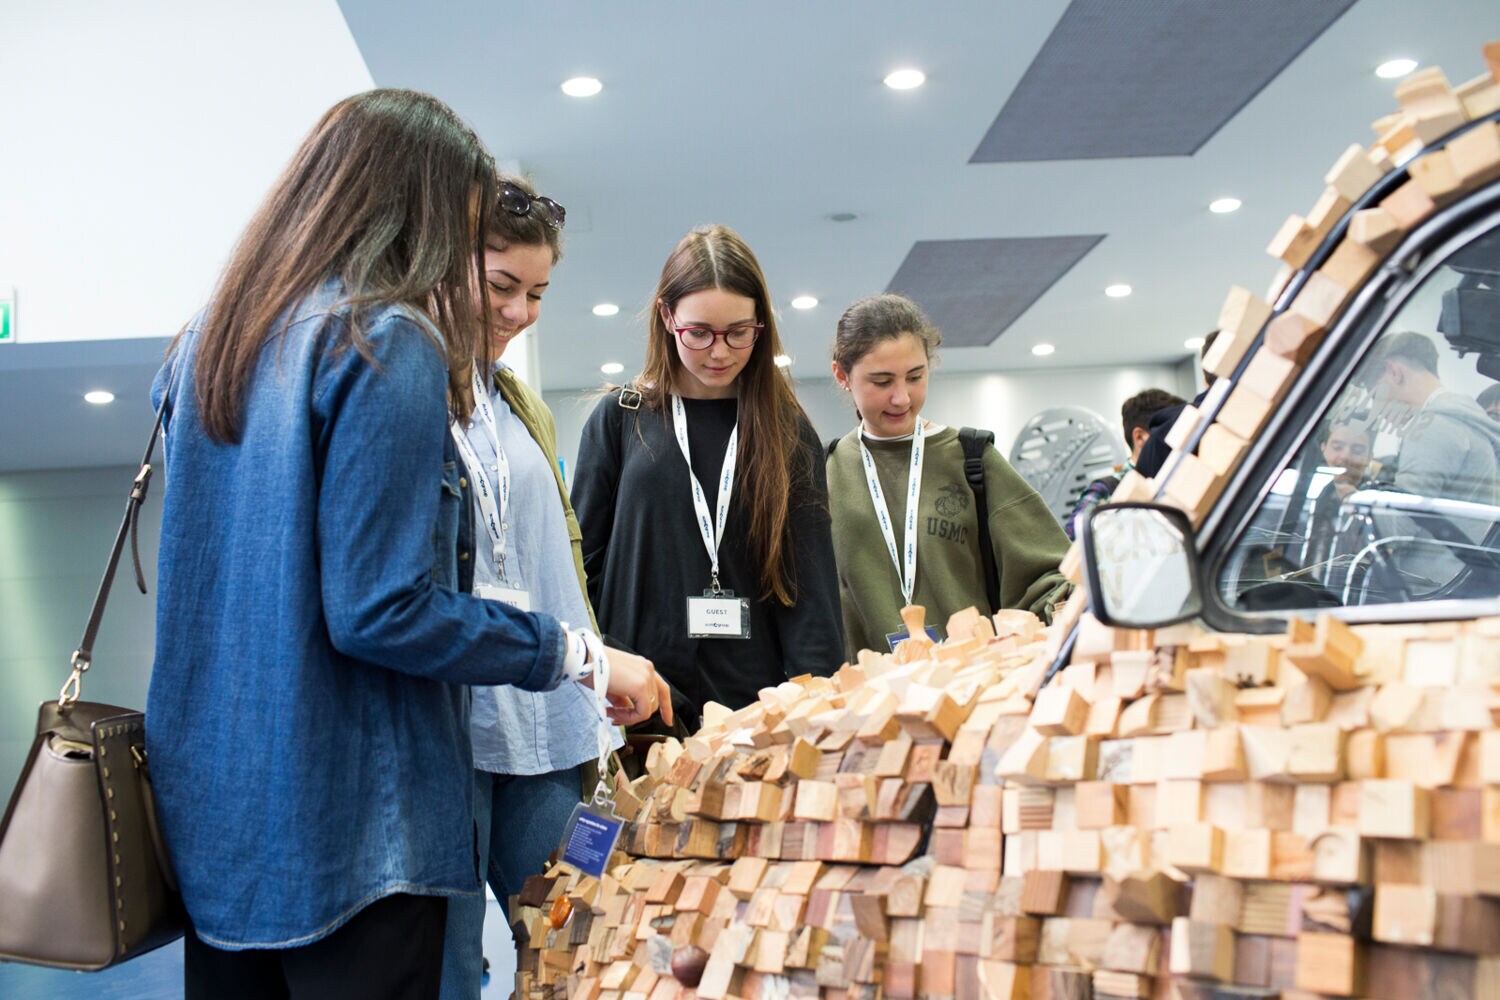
xmin=598 ymin=648 xmax=672 ymax=728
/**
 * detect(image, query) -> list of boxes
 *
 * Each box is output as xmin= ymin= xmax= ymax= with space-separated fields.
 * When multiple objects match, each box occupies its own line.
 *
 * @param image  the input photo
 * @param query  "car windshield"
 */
xmin=1218 ymin=225 xmax=1500 ymax=613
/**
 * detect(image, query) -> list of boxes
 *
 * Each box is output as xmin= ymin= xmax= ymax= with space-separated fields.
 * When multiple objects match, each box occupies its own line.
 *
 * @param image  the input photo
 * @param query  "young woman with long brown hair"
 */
xmin=147 ymin=91 xmax=663 ymax=999
xmin=571 ymin=225 xmax=844 ymax=732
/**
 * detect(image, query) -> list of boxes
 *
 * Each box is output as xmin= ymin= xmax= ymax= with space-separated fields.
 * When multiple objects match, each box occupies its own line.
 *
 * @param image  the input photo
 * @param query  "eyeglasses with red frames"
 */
xmin=668 ymin=313 xmax=763 ymax=351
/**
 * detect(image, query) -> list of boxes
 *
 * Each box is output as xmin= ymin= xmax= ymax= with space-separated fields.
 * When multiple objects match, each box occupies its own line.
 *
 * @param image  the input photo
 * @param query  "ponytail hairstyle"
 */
xmin=188 ymin=88 xmax=497 ymax=442
xmin=634 ymin=224 xmax=810 ymax=605
xmin=831 ymin=293 xmax=942 ymax=376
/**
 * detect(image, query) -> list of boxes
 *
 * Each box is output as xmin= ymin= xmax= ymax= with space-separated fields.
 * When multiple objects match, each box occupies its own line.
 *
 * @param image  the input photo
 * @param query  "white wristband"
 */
xmin=561 ymin=627 xmax=591 ymax=682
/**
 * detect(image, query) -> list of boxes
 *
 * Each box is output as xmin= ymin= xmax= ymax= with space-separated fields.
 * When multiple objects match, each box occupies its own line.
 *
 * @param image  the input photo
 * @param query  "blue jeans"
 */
xmin=438 ymin=765 xmax=583 ymax=1000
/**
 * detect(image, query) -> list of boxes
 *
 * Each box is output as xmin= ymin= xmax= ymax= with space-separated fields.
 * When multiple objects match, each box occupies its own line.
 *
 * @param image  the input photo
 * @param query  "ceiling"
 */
xmin=2 ymin=0 xmax=1497 ymax=472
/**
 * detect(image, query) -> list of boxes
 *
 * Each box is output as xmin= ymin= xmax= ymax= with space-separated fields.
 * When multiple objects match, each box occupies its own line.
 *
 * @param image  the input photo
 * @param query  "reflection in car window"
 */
xmin=1219 ymin=227 xmax=1500 ymax=613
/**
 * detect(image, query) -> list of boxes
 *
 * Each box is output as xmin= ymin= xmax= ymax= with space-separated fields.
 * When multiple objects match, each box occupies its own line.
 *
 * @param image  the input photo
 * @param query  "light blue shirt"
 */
xmin=464 ymin=365 xmax=623 ymax=775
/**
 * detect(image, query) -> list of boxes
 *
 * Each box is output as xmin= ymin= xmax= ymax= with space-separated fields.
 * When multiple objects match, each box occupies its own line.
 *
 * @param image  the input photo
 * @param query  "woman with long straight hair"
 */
xmin=148 ymin=90 xmax=664 ymax=999
xmin=571 ymin=224 xmax=844 ymax=732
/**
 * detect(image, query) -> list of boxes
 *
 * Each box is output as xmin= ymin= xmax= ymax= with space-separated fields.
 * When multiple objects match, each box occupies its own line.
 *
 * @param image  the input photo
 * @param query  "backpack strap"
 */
xmin=958 ymin=427 xmax=1001 ymax=613
xmin=826 ymin=437 xmax=840 ymax=460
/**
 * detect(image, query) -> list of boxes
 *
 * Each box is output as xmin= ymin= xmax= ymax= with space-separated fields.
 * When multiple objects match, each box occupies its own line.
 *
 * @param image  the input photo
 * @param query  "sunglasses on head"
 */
xmin=498 ymin=183 xmax=566 ymax=229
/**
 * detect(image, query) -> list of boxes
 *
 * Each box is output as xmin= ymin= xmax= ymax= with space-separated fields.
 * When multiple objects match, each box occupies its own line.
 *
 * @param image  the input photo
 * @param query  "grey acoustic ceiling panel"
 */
xmin=885 ymin=235 xmax=1104 ymax=347
xmin=971 ymin=0 xmax=1358 ymax=163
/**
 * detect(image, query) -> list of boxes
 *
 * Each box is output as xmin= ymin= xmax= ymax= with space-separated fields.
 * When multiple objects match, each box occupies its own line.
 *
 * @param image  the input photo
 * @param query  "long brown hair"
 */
xmin=634 ymin=225 xmax=810 ymax=606
xmin=188 ymin=89 xmax=496 ymax=442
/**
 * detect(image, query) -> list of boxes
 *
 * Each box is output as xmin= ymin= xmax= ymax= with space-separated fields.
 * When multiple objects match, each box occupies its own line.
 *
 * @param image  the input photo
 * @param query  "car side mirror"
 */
xmin=1080 ymin=502 xmax=1203 ymax=628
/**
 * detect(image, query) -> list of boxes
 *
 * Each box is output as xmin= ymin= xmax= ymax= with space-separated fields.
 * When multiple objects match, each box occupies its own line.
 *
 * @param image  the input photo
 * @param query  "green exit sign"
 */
xmin=0 ymin=291 xmax=13 ymax=344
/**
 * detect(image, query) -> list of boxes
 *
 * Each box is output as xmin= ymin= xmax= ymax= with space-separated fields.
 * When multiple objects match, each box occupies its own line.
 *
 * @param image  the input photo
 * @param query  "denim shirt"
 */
xmin=147 ymin=283 xmax=567 ymax=949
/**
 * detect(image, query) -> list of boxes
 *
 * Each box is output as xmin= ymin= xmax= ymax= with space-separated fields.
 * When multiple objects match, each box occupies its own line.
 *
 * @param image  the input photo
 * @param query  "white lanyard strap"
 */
xmin=859 ymin=419 xmax=924 ymax=606
xmin=450 ymin=366 xmax=512 ymax=579
xmin=671 ymin=394 xmax=738 ymax=594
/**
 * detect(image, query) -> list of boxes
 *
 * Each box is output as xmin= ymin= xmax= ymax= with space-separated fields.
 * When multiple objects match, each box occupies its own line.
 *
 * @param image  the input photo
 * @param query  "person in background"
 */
xmin=1364 ymin=331 xmax=1500 ymax=504
xmin=571 ymin=225 xmax=844 ymax=733
xmin=438 ymin=175 xmax=656 ymax=1000
xmin=1134 ymin=331 xmax=1220 ymax=479
xmin=147 ymin=90 xmax=663 ymax=1000
xmin=1065 ymin=387 xmax=1186 ymax=539
xmin=826 ymin=293 xmax=1071 ymax=659
xmin=1477 ymin=382 xmax=1500 ymax=422
xmin=1303 ymin=414 xmax=1375 ymax=572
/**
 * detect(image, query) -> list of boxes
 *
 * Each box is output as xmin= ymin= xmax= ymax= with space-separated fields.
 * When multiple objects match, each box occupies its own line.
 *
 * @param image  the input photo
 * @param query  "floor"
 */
xmin=0 ymin=898 xmax=519 ymax=999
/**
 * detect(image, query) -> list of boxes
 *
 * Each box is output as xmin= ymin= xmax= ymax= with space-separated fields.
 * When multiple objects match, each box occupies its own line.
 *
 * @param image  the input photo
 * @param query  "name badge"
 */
xmin=686 ymin=590 xmax=751 ymax=639
xmin=557 ymin=801 xmax=623 ymax=878
xmin=476 ymin=583 xmax=532 ymax=612
xmin=886 ymin=625 xmax=940 ymax=653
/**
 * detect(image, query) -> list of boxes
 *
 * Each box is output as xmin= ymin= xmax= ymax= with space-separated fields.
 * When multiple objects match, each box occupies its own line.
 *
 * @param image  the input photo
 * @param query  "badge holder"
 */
xmin=886 ymin=625 xmax=940 ymax=652
xmin=557 ymin=635 xmax=625 ymax=880
xmin=686 ymin=574 xmax=751 ymax=639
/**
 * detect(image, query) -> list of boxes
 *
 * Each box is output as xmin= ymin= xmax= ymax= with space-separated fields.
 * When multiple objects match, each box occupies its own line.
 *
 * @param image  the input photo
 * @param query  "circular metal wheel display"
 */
xmin=1007 ymin=405 xmax=1128 ymax=525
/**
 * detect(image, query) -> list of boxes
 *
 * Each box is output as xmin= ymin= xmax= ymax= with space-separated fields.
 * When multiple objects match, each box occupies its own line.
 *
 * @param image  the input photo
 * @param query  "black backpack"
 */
xmin=828 ymin=427 xmax=1001 ymax=612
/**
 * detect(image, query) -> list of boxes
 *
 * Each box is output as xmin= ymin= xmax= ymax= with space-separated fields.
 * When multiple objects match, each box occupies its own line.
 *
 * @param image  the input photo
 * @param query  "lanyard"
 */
xmin=450 ymin=366 xmax=512 ymax=580
xmin=859 ymin=419 xmax=925 ymax=606
xmin=671 ymin=394 xmax=738 ymax=594
xmin=578 ymin=630 xmax=614 ymax=804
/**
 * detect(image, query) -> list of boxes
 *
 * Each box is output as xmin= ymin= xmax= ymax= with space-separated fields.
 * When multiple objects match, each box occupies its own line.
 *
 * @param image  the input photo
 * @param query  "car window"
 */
xmin=1217 ymin=226 xmax=1500 ymax=613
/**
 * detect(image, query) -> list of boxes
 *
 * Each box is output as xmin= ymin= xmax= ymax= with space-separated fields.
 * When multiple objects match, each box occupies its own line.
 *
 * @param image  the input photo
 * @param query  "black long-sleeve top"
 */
xmin=571 ymin=389 xmax=844 ymax=728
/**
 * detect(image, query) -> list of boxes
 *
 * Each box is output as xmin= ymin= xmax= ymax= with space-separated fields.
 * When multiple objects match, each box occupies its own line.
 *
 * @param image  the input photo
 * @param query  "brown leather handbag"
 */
xmin=0 ymin=395 xmax=186 ymax=970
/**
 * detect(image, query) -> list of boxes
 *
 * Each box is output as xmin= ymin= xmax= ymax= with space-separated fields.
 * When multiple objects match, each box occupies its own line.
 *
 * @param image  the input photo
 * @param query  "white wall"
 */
xmin=542 ymin=362 xmax=1197 ymax=486
xmin=0 ymin=1 xmax=372 ymax=346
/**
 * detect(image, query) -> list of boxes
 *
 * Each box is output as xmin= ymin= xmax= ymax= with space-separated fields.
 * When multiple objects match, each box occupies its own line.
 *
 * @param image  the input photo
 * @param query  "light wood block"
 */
xmin=1168 ymin=823 xmax=1224 ymax=874
xmin=1031 ymin=685 xmax=1088 ymax=737
xmin=1294 ymin=931 xmax=1365 ymax=997
xmin=1170 ymin=918 xmax=1235 ymax=982
xmin=1358 ymin=780 xmax=1430 ymax=839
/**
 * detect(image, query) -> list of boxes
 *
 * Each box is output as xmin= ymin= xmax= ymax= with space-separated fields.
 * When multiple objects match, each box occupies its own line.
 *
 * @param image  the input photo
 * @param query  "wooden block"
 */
xmin=1162 ymin=451 xmax=1225 ymax=523
xmin=1294 ymin=931 xmax=1365 ymax=997
xmin=1168 ymin=823 xmax=1224 ymax=874
xmin=1324 ymin=142 xmax=1385 ymax=201
xmin=1370 ymin=683 xmax=1424 ymax=732
xmin=1020 ymin=869 xmax=1068 ymax=916
xmin=1032 ymin=685 xmax=1088 ymax=737
xmin=1196 ymin=421 xmax=1248 ymax=479
xmin=1347 ymin=206 xmax=1403 ymax=254
xmin=1202 ymin=725 xmax=1248 ymax=782
xmin=1238 ymin=346 xmax=1299 ymax=405
xmin=1379 ymin=177 xmax=1437 ymax=230
xmin=1267 ymin=213 xmax=1319 ymax=268
xmin=1282 ymin=676 xmax=1333 ymax=726
xmin=1100 ymin=871 xmax=1176 ymax=926
xmin=1163 ymin=403 xmax=1206 ymax=453
xmin=792 ymin=781 xmax=837 ymax=822
xmin=1320 ymin=238 xmax=1382 ymax=296
xmin=1311 ymin=827 xmax=1368 ymax=884
xmin=1460 ymin=75 xmax=1500 ymax=119
xmin=1074 ymin=781 xmax=1126 ymax=829
xmin=1449 ymin=120 xmax=1500 ymax=188
xmin=1288 ymin=723 xmax=1345 ymax=782
xmin=1185 ymin=668 xmax=1238 ymax=728
xmin=1289 ymin=269 xmax=1352 ymax=334
xmin=1170 ymin=918 xmax=1235 ymax=982
xmin=1408 ymin=147 xmax=1463 ymax=204
xmin=975 ymin=959 xmax=1028 ymax=1000
xmin=1359 ymin=780 xmax=1430 ymax=839
xmin=1101 ymin=922 xmax=1160 ymax=975
xmin=1264 ymin=310 xmax=1323 ymax=364
xmin=1224 ymin=641 xmax=1278 ymax=688
xmin=1374 ymin=882 xmax=1436 ymax=947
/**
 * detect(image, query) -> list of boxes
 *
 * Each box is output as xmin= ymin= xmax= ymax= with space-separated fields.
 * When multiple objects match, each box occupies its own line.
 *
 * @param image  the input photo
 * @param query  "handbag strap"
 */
xmin=59 ymin=362 xmax=177 ymax=709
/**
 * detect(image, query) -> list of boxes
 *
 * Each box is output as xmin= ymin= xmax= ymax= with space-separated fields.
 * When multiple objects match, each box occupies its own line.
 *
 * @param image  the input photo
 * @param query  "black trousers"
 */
xmin=184 ymin=892 xmax=449 ymax=1000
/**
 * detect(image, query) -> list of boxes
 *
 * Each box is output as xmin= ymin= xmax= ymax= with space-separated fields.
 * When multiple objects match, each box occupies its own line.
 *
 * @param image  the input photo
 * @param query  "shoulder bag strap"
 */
xmin=59 ymin=360 xmax=178 ymax=709
xmin=958 ymin=427 xmax=1001 ymax=613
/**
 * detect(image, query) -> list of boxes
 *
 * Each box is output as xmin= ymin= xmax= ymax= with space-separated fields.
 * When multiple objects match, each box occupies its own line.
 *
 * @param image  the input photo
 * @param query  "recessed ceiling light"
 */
xmin=1031 ymin=343 xmax=1055 ymax=357
xmin=561 ymin=76 xmax=603 ymax=97
xmin=1375 ymin=58 xmax=1418 ymax=80
xmin=774 ymin=354 xmax=793 ymax=368
xmin=84 ymin=390 xmax=115 ymax=405
xmin=791 ymin=295 xmax=818 ymax=310
xmin=592 ymin=303 xmax=620 ymax=317
xmin=884 ymin=68 xmax=926 ymax=90
xmin=1184 ymin=336 xmax=1206 ymax=350
xmin=1209 ymin=197 xmax=1242 ymax=214
xmin=1105 ymin=284 xmax=1132 ymax=298
xmin=600 ymin=362 xmax=625 ymax=376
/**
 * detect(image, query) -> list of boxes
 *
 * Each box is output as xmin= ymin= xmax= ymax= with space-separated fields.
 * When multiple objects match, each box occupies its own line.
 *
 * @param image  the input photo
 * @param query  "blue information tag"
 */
xmin=558 ymin=801 xmax=623 ymax=878
xmin=885 ymin=626 xmax=940 ymax=653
